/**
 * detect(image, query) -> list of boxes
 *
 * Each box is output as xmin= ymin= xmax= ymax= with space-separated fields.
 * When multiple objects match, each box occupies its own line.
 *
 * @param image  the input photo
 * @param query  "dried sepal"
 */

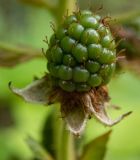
xmin=9 ymin=75 xmax=54 ymax=105
xmin=91 ymin=104 xmax=131 ymax=126
xmin=61 ymin=103 xmax=88 ymax=136
xmin=88 ymin=87 xmax=132 ymax=126
xmin=10 ymin=75 xmax=131 ymax=135
xmin=60 ymin=91 xmax=89 ymax=135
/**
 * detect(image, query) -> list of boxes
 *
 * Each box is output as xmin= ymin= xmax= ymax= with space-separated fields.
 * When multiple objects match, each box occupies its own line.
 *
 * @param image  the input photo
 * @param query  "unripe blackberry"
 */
xmin=46 ymin=10 xmax=116 ymax=92
xmin=11 ymin=11 xmax=130 ymax=136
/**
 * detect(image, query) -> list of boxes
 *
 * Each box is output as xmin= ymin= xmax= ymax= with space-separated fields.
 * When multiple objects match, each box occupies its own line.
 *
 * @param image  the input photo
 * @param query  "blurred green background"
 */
xmin=0 ymin=0 xmax=140 ymax=159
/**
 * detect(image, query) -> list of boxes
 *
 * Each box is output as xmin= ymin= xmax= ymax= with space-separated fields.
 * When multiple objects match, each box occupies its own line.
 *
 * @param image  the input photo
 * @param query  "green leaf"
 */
xmin=26 ymin=136 xmax=54 ymax=160
xmin=41 ymin=109 xmax=56 ymax=158
xmin=80 ymin=130 xmax=112 ymax=160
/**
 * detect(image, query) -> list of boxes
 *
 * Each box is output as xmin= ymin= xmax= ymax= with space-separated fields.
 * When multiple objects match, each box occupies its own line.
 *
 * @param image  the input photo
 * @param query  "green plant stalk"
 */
xmin=46 ymin=1 xmax=76 ymax=156
xmin=58 ymin=123 xmax=75 ymax=160
xmin=19 ymin=0 xmax=76 ymax=26
xmin=43 ymin=1 xmax=76 ymax=159
xmin=53 ymin=105 xmax=76 ymax=160
xmin=54 ymin=0 xmax=76 ymax=26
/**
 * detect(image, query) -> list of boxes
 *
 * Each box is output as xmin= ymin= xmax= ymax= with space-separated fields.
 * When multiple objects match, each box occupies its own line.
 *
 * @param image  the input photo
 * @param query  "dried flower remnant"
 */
xmin=111 ymin=25 xmax=140 ymax=75
xmin=10 ymin=10 xmax=131 ymax=135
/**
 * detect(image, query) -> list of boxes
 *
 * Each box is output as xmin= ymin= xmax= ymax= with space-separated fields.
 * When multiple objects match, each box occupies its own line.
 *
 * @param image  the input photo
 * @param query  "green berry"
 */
xmin=46 ymin=10 xmax=116 ymax=92
xmin=72 ymin=43 xmax=88 ymax=63
xmin=80 ymin=15 xmax=99 ymax=29
xmin=49 ymin=34 xmax=57 ymax=47
xmin=88 ymin=74 xmax=102 ymax=87
xmin=98 ymin=48 xmax=116 ymax=64
xmin=94 ymin=14 xmax=101 ymax=21
xmin=99 ymin=63 xmax=115 ymax=84
xmin=68 ymin=23 xmax=84 ymax=40
xmin=86 ymin=60 xmax=100 ymax=73
xmin=76 ymin=83 xmax=90 ymax=92
xmin=63 ymin=54 xmax=76 ymax=67
xmin=47 ymin=63 xmax=59 ymax=78
xmin=80 ymin=10 xmax=92 ymax=16
xmin=59 ymin=80 xmax=75 ymax=92
xmin=61 ymin=36 xmax=75 ymax=53
xmin=64 ymin=15 xmax=77 ymax=27
xmin=73 ymin=67 xmax=89 ymax=82
xmin=76 ymin=10 xmax=92 ymax=20
xmin=81 ymin=29 xmax=100 ymax=45
xmin=98 ymin=24 xmax=108 ymax=36
xmin=56 ymin=28 xmax=66 ymax=40
xmin=51 ymin=46 xmax=63 ymax=64
xmin=101 ymin=35 xmax=112 ymax=48
xmin=88 ymin=44 xmax=102 ymax=60
xmin=58 ymin=65 xmax=72 ymax=80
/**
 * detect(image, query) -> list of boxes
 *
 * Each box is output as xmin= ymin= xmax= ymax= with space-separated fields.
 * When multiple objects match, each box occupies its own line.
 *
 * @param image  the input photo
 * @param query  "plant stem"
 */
xmin=54 ymin=0 xmax=76 ymax=26
xmin=57 ymin=123 xmax=76 ymax=160
xmin=52 ymin=105 xmax=75 ymax=160
xmin=19 ymin=0 xmax=76 ymax=26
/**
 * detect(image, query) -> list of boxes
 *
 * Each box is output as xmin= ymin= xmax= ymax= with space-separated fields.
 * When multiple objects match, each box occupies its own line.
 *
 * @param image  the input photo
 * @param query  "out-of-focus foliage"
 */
xmin=0 ymin=42 xmax=41 ymax=67
xmin=0 ymin=0 xmax=140 ymax=160
xmin=80 ymin=131 xmax=111 ymax=160
xmin=26 ymin=136 xmax=54 ymax=160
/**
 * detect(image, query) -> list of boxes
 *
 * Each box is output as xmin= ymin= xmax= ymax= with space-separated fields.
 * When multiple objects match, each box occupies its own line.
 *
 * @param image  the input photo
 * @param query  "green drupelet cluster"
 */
xmin=46 ymin=10 xmax=116 ymax=92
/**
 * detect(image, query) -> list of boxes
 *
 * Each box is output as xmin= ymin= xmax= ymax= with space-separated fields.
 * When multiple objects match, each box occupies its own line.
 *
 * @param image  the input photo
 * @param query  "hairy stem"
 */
xmin=56 ymin=120 xmax=76 ymax=160
xmin=47 ymin=106 xmax=76 ymax=160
